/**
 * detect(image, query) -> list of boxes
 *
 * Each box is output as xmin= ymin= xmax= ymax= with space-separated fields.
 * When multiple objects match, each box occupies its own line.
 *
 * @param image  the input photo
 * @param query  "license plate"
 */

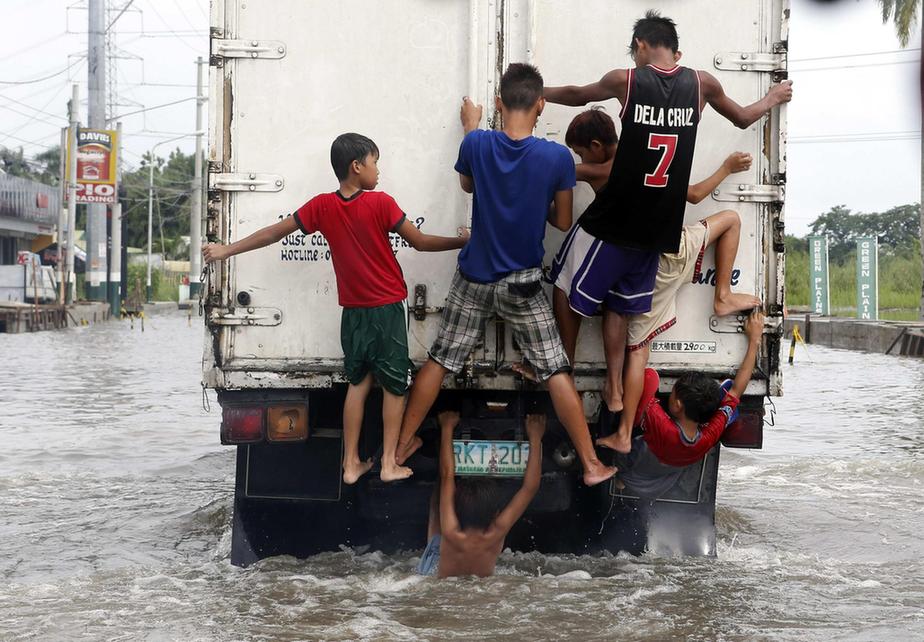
xmin=452 ymin=440 xmax=531 ymax=476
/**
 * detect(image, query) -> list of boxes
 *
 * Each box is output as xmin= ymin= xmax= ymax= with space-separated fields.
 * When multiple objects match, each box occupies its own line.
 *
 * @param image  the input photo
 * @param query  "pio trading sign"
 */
xmin=67 ymin=128 xmax=118 ymax=204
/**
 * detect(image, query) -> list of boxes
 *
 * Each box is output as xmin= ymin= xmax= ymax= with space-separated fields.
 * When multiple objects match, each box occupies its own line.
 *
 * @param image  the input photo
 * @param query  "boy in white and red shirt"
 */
xmin=203 ymin=133 xmax=467 ymax=484
xmin=617 ymin=310 xmax=763 ymax=497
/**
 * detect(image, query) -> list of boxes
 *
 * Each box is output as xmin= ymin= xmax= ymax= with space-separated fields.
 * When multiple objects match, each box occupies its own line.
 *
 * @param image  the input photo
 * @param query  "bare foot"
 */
xmin=380 ymin=463 xmax=413 ymax=482
xmin=511 ymin=362 xmax=539 ymax=383
xmin=601 ymin=381 xmax=624 ymax=414
xmin=714 ymin=292 xmax=761 ymax=317
xmin=395 ymin=436 xmax=422 ymax=466
xmin=583 ymin=461 xmax=617 ymax=486
xmin=596 ymin=431 xmax=632 ymax=454
xmin=342 ymin=458 xmax=374 ymax=485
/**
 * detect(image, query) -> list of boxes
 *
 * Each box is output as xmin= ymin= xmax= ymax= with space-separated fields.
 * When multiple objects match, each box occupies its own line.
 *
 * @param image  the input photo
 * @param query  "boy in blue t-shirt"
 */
xmin=394 ymin=63 xmax=616 ymax=487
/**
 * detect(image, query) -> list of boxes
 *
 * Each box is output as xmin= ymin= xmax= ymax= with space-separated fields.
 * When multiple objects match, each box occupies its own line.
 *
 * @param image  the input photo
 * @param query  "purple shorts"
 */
xmin=548 ymin=223 xmax=659 ymax=317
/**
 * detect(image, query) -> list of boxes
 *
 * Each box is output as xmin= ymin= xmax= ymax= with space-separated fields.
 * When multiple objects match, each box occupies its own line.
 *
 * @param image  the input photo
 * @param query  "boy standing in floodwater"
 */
xmin=202 ymin=133 xmax=467 ymax=484
xmin=395 ymin=63 xmax=615 ymax=487
xmin=417 ymin=411 xmax=544 ymax=578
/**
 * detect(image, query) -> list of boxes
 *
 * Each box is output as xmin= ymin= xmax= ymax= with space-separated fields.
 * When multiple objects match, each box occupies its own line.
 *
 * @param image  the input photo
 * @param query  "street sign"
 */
xmin=66 ymin=128 xmax=118 ymax=204
xmin=808 ymin=235 xmax=830 ymax=315
xmin=856 ymin=237 xmax=878 ymax=320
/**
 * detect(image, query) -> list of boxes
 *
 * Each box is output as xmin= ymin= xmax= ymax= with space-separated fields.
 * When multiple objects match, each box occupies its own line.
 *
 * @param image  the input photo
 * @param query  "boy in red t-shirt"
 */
xmin=203 ymin=133 xmax=468 ymax=484
xmin=628 ymin=310 xmax=763 ymax=474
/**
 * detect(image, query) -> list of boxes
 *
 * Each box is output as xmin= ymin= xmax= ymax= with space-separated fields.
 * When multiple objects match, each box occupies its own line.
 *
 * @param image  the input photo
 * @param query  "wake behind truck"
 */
xmin=202 ymin=0 xmax=788 ymax=567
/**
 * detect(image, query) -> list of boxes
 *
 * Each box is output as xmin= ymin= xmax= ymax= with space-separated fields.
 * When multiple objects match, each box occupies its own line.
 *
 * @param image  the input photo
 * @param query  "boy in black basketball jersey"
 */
xmin=543 ymin=10 xmax=792 ymax=453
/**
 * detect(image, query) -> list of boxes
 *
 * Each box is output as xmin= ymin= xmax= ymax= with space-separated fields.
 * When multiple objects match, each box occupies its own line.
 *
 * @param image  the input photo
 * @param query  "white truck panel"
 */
xmin=206 ymin=0 xmax=785 ymax=395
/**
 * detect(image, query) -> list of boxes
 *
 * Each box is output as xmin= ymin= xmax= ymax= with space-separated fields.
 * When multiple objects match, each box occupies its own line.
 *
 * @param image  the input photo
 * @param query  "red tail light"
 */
xmin=221 ymin=406 xmax=264 ymax=444
xmin=721 ymin=408 xmax=763 ymax=449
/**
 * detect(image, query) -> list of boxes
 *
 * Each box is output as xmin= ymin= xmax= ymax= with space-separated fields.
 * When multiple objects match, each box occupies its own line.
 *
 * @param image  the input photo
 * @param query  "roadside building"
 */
xmin=0 ymin=173 xmax=61 ymax=302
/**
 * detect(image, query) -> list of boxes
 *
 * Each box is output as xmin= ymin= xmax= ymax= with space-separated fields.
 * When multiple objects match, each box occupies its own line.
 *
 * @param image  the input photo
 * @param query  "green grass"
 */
xmin=785 ymin=246 xmax=922 ymax=318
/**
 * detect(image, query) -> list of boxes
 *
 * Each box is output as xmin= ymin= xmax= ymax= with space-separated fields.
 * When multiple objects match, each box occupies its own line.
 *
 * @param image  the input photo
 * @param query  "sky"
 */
xmin=0 ymin=0 xmax=920 ymax=236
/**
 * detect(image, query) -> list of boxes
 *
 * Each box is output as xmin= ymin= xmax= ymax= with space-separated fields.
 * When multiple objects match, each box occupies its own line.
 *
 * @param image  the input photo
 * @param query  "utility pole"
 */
xmin=66 ymin=85 xmax=79 ymax=304
xmin=86 ymin=0 xmax=108 ymax=301
xmin=109 ymin=120 xmax=122 ymax=316
xmin=57 ymin=127 xmax=67 ymax=305
xmin=189 ymin=56 xmax=205 ymax=299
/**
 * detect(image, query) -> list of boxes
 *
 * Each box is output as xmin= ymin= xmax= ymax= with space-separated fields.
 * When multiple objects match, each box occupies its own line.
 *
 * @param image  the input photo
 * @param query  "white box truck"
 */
xmin=203 ymin=0 xmax=787 ymax=566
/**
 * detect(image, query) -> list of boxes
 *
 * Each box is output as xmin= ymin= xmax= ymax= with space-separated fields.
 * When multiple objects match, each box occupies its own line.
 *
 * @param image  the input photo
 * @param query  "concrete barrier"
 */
xmin=784 ymin=314 xmax=924 ymax=357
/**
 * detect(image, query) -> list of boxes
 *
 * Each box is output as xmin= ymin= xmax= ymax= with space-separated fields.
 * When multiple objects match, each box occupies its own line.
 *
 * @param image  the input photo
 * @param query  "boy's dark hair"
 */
xmin=565 ymin=107 xmax=619 ymax=150
xmin=330 ymin=133 xmax=379 ymax=181
xmin=500 ymin=63 xmax=544 ymax=111
xmin=454 ymin=477 xmax=505 ymax=531
xmin=630 ymin=10 xmax=679 ymax=55
xmin=673 ymin=372 xmax=724 ymax=423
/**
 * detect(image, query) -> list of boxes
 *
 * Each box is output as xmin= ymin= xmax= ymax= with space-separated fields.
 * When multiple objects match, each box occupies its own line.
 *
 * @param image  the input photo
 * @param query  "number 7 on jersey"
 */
xmin=644 ymin=133 xmax=678 ymax=188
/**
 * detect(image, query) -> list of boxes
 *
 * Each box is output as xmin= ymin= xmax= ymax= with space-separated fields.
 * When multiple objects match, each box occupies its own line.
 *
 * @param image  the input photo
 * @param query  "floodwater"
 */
xmin=1 ymin=311 xmax=922 ymax=641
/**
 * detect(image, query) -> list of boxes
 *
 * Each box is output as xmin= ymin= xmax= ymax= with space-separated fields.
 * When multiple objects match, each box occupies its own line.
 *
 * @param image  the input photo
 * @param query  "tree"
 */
xmin=809 ymin=203 xmax=920 ymax=262
xmin=119 ymin=148 xmax=196 ymax=258
xmin=0 ymin=145 xmax=61 ymax=186
xmin=878 ymin=0 xmax=923 ymax=318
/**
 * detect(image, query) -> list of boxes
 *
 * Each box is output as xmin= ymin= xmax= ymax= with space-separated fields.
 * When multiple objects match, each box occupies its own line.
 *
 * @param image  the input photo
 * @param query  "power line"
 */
xmin=0 ymin=130 xmax=54 ymax=149
xmin=0 ymin=95 xmax=68 ymax=121
xmin=0 ymin=32 xmax=69 ymax=63
xmin=790 ymin=131 xmax=919 ymax=144
xmin=789 ymin=48 xmax=920 ymax=63
xmin=790 ymin=59 xmax=918 ymax=72
xmin=0 ymin=59 xmax=83 ymax=85
xmin=107 ymin=96 xmax=198 ymax=122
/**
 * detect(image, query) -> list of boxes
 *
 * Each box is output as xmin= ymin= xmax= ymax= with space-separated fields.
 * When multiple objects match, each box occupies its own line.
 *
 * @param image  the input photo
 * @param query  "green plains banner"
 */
xmin=855 ymin=237 xmax=878 ymax=320
xmin=808 ymin=235 xmax=830 ymax=315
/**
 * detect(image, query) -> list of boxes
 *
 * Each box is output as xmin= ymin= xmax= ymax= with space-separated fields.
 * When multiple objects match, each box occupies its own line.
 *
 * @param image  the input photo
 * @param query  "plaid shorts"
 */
xmin=428 ymin=268 xmax=571 ymax=381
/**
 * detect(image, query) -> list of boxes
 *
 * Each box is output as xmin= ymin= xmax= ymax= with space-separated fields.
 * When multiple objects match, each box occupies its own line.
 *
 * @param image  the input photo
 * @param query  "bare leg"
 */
xmin=342 ymin=373 xmax=374 ymax=484
xmin=601 ymin=311 xmax=627 ymax=413
xmin=597 ymin=345 xmax=649 ymax=453
xmin=395 ymin=358 xmax=448 ymax=465
xmin=553 ymin=286 xmax=583 ymax=365
xmin=547 ymin=372 xmax=616 ymax=486
xmin=704 ymin=211 xmax=761 ymax=316
xmin=381 ymin=389 xmax=412 ymax=481
xmin=426 ymin=480 xmax=441 ymax=540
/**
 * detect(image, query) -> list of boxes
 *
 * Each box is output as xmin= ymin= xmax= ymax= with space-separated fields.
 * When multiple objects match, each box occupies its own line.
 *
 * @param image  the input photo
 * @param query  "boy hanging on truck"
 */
xmin=394 ymin=63 xmax=616 ymax=487
xmin=617 ymin=310 xmax=764 ymax=497
xmin=545 ymin=108 xmax=759 ymax=449
xmin=202 ymin=133 xmax=468 ymax=484
xmin=417 ymin=410 xmax=545 ymax=578
xmin=543 ymin=10 xmax=792 ymax=454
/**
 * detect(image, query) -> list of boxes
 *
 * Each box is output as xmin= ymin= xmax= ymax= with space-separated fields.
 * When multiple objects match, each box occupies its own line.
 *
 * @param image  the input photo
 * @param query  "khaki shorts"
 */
xmin=628 ymin=222 xmax=710 ymax=350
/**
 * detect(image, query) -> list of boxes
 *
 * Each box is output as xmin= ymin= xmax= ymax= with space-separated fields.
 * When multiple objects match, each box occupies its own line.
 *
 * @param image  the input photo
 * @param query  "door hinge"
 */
xmin=712 ymin=183 xmax=785 ymax=204
xmin=714 ymin=43 xmax=787 ymax=74
xmin=210 ymin=32 xmax=286 ymax=67
xmin=210 ymin=172 xmax=285 ymax=193
xmin=709 ymin=314 xmax=781 ymax=335
xmin=209 ymin=307 xmax=282 ymax=327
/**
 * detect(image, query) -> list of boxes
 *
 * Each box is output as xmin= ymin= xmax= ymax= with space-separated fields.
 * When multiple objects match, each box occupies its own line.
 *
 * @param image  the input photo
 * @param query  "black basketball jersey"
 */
xmin=579 ymin=64 xmax=701 ymax=253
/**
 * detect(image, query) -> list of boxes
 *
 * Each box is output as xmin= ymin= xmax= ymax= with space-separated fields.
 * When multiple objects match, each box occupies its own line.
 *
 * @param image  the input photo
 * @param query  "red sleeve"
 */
xmin=377 ymin=193 xmax=406 ymax=233
xmin=697 ymin=392 xmax=740 ymax=452
xmin=294 ymin=196 xmax=321 ymax=234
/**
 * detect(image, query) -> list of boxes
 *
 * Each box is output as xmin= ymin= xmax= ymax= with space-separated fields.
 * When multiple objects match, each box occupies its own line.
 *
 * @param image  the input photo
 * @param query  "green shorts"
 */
xmin=341 ymin=301 xmax=411 ymax=395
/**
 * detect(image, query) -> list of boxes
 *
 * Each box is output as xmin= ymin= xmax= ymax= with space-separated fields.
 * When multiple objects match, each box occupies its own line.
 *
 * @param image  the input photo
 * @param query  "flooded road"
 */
xmin=1 ymin=311 xmax=922 ymax=641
